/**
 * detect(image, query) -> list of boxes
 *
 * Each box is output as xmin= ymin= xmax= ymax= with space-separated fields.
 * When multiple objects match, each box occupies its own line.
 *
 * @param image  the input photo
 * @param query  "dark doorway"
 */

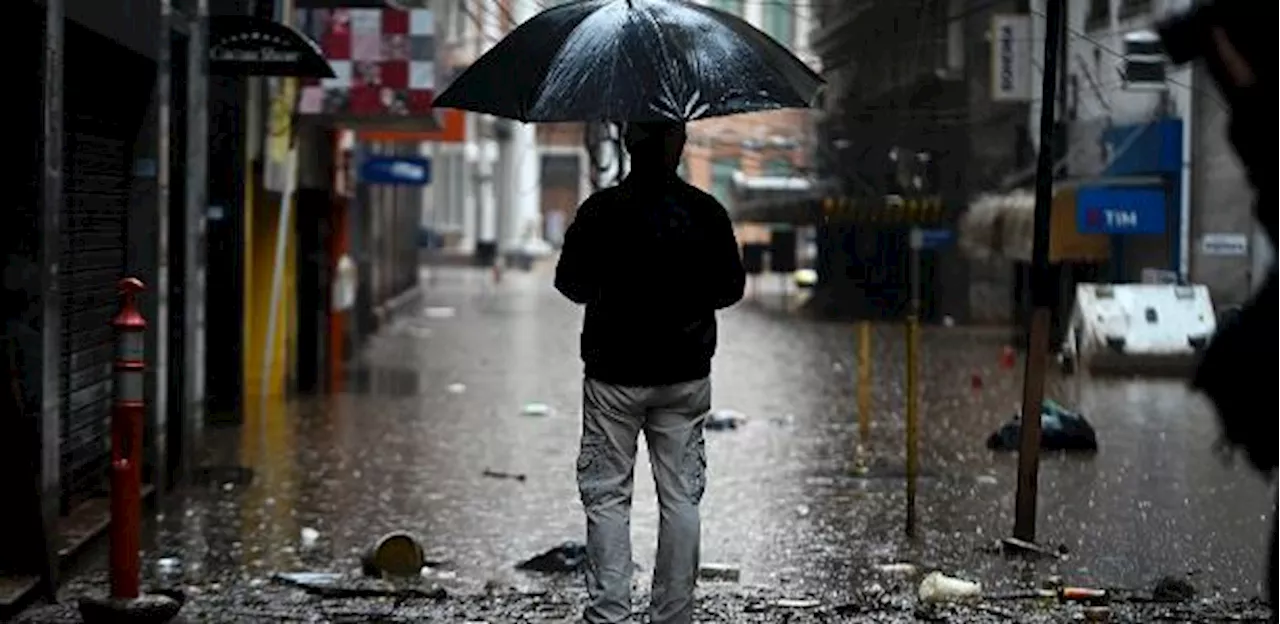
xmin=204 ymin=76 xmax=246 ymax=420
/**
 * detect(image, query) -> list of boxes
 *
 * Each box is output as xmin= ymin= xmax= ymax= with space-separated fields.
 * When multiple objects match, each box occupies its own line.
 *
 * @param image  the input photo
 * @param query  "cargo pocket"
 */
xmin=576 ymin=434 xmax=610 ymax=509
xmin=684 ymin=435 xmax=707 ymax=504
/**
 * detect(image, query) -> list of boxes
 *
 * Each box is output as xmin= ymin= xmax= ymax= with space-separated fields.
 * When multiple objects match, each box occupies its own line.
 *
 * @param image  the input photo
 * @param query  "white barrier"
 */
xmin=1060 ymin=283 xmax=1216 ymax=376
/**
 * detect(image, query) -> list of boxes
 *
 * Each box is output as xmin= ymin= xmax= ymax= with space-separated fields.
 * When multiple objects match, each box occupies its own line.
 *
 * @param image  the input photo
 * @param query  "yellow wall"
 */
xmin=242 ymin=184 xmax=297 ymax=400
xmin=243 ymin=73 xmax=300 ymax=402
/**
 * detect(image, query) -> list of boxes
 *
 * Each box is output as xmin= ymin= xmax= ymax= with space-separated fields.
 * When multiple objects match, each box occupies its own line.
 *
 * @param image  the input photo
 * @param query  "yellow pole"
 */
xmin=904 ymin=315 xmax=920 ymax=536
xmin=905 ymin=227 xmax=923 ymax=537
xmin=857 ymin=321 xmax=871 ymax=446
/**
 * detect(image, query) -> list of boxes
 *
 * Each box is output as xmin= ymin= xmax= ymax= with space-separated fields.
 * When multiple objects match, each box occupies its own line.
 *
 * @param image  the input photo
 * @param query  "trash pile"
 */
xmin=986 ymin=399 xmax=1099 ymax=452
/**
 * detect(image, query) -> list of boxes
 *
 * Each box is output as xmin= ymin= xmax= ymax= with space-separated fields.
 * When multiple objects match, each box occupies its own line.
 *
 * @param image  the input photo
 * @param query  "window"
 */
xmin=713 ymin=0 xmax=744 ymax=16
xmin=762 ymin=0 xmax=794 ymax=47
xmin=711 ymin=158 xmax=738 ymax=205
xmin=1118 ymin=0 xmax=1153 ymax=19
xmin=765 ymin=158 xmax=792 ymax=176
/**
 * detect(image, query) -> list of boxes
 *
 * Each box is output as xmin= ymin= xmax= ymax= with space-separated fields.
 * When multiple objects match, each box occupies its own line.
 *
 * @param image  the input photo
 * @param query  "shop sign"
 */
xmin=360 ymin=156 xmax=432 ymax=186
xmin=1076 ymin=187 xmax=1166 ymax=235
xmin=208 ymin=15 xmax=335 ymax=78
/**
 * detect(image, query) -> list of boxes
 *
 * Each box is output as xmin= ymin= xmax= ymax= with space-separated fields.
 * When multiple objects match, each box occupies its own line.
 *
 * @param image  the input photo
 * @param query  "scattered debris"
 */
xmin=521 ymin=402 xmax=551 ymax=417
xmin=875 ymin=562 xmax=919 ymax=576
xmin=272 ymin=573 xmax=447 ymax=600
xmin=918 ymin=572 xmax=982 ymax=603
xmin=299 ymin=527 xmax=320 ymax=549
xmin=706 ymin=409 xmax=747 ymax=431
xmin=975 ymin=604 xmax=1016 ymax=619
xmin=516 ymin=542 xmax=586 ymax=574
xmin=986 ymin=399 xmax=1099 ymax=452
xmin=795 ymin=504 xmax=811 ymax=517
xmin=446 ymin=383 xmax=467 ymax=394
xmin=1059 ymin=587 xmax=1109 ymax=605
xmin=774 ymin=598 xmax=821 ymax=609
xmin=1152 ymin=576 xmax=1196 ymax=603
xmin=975 ymin=474 xmax=998 ymax=486
xmin=1082 ymin=606 xmax=1113 ymax=621
xmin=275 ymin=572 xmax=341 ymax=586
xmin=424 ymin=306 xmax=456 ymax=319
xmin=362 ymin=532 xmax=427 ymax=578
xmin=699 ymin=564 xmax=741 ymax=582
xmin=1001 ymin=537 xmax=1064 ymax=559
xmin=156 ymin=557 xmax=182 ymax=577
xmin=482 ymin=469 xmax=527 ymax=482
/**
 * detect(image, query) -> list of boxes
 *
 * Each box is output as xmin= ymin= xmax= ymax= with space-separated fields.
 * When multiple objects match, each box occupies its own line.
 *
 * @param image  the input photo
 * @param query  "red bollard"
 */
xmin=79 ymin=277 xmax=180 ymax=621
xmin=970 ymin=371 xmax=984 ymax=391
xmin=999 ymin=345 xmax=1017 ymax=370
xmin=110 ymin=278 xmax=146 ymax=600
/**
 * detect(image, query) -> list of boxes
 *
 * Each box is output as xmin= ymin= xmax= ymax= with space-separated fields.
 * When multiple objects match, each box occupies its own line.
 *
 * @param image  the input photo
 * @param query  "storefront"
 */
xmin=60 ymin=16 xmax=156 ymax=511
xmin=1087 ymin=119 xmax=1185 ymax=284
xmin=1075 ymin=180 xmax=1177 ymax=283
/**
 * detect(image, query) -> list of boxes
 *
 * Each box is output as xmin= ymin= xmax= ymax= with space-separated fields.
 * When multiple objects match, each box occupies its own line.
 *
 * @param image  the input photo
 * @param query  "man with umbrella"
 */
xmin=555 ymin=120 xmax=745 ymax=623
xmin=433 ymin=2 xmax=822 ymax=620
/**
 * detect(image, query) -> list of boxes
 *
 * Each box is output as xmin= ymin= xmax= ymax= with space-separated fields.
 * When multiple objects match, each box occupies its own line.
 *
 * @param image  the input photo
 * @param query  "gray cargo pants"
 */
xmin=577 ymin=377 xmax=711 ymax=624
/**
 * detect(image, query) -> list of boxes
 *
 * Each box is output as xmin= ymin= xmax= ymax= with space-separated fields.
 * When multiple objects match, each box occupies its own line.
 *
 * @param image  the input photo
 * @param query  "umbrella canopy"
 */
xmin=433 ymin=0 xmax=824 ymax=123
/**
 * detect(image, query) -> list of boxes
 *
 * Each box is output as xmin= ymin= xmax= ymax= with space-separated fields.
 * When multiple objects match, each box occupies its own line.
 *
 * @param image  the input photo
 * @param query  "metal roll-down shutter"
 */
xmin=59 ymin=37 xmax=142 ymax=509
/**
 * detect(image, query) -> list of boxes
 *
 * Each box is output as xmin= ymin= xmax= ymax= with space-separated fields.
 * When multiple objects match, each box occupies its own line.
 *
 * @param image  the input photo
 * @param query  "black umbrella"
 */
xmin=433 ymin=0 xmax=824 ymax=123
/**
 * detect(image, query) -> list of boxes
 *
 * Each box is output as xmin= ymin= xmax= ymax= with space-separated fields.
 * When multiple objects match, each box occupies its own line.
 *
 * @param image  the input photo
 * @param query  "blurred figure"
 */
xmin=1158 ymin=0 xmax=1276 ymax=608
xmin=554 ymin=121 xmax=745 ymax=624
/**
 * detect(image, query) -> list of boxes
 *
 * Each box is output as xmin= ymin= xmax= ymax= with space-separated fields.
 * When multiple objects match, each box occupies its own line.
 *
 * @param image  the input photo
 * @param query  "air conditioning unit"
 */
xmin=1122 ymin=30 xmax=1168 ymax=92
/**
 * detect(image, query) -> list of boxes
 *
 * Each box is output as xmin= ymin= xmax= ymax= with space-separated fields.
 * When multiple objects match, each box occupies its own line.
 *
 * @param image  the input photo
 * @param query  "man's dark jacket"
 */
xmin=554 ymin=172 xmax=746 ymax=387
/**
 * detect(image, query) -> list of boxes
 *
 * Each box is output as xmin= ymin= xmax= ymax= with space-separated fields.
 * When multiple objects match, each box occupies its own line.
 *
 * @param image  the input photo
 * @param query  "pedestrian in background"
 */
xmin=554 ymin=121 xmax=746 ymax=624
xmin=1159 ymin=0 xmax=1276 ymax=608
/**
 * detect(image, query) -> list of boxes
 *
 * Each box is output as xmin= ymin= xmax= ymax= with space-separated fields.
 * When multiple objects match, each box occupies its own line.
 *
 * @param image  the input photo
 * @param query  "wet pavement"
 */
xmin=18 ymin=264 xmax=1276 ymax=622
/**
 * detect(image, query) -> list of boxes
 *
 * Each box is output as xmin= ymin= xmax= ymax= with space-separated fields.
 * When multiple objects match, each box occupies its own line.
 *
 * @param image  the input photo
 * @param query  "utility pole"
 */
xmin=1012 ymin=0 xmax=1066 ymax=543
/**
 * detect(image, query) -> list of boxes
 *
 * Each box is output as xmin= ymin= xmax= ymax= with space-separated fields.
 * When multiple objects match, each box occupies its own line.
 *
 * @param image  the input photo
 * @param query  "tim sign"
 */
xmin=1076 ymin=187 xmax=1167 ymax=235
xmin=990 ymin=14 xmax=1032 ymax=102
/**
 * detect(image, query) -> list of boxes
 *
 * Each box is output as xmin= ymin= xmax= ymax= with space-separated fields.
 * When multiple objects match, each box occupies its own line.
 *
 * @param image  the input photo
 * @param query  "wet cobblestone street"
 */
xmin=18 ymin=265 xmax=1275 ymax=622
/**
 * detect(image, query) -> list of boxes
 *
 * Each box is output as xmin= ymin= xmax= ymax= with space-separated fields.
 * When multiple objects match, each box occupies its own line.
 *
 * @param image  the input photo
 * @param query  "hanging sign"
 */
xmin=208 ymin=15 xmax=335 ymax=78
xmin=990 ymin=14 xmax=1033 ymax=102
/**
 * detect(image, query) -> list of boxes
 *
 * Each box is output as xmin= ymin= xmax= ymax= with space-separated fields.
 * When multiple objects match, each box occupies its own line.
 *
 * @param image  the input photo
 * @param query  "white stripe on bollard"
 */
xmin=116 ymin=370 xmax=145 ymax=403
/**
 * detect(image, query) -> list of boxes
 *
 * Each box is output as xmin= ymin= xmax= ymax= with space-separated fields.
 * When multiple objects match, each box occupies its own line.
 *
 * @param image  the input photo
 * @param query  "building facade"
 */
xmin=800 ymin=0 xmax=1032 ymax=322
xmin=4 ymin=0 xmax=211 ymax=604
xmin=1033 ymin=0 xmax=1263 ymax=307
xmin=431 ymin=0 xmax=552 ymax=260
xmin=680 ymin=0 xmax=818 ymax=246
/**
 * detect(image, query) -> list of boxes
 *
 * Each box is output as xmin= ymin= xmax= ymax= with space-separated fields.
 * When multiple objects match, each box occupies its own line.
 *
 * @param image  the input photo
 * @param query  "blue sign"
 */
xmin=1102 ymin=118 xmax=1182 ymax=176
xmin=918 ymin=229 xmax=954 ymax=249
xmin=1076 ymin=186 xmax=1166 ymax=235
xmin=360 ymin=156 xmax=431 ymax=186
